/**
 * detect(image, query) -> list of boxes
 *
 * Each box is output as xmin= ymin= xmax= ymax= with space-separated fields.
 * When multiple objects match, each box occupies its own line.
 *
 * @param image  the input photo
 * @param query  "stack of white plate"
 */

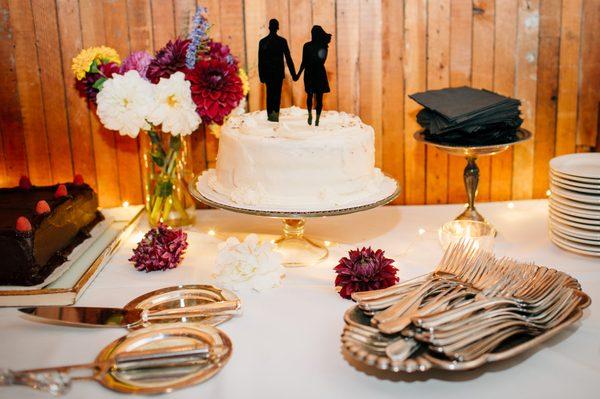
xmin=549 ymin=153 xmax=600 ymax=257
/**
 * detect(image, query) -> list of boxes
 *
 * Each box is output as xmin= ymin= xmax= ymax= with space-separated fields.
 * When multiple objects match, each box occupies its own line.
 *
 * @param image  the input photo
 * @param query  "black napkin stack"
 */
xmin=409 ymin=86 xmax=523 ymax=146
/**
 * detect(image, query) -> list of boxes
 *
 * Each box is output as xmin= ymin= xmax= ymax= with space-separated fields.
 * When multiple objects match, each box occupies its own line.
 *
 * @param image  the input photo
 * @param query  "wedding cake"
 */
xmin=202 ymin=107 xmax=392 ymax=208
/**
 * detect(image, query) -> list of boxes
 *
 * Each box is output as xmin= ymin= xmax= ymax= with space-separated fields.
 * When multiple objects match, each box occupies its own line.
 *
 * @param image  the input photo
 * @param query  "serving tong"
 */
xmin=344 ymin=239 xmax=590 ymax=369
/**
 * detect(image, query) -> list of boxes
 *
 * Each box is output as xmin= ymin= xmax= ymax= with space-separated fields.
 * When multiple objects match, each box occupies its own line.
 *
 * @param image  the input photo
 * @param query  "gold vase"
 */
xmin=141 ymin=129 xmax=196 ymax=227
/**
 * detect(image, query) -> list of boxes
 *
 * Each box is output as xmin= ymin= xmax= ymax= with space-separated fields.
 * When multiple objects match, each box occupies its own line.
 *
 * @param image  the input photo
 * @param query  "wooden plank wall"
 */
xmin=1 ymin=0 xmax=598 ymax=207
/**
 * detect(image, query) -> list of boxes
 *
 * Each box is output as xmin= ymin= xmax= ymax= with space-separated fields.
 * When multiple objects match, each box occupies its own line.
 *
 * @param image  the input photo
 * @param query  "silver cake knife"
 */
xmin=18 ymin=300 xmax=241 ymax=329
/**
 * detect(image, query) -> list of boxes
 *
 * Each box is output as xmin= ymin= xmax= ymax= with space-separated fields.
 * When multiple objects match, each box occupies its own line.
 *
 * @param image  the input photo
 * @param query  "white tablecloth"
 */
xmin=1 ymin=200 xmax=598 ymax=398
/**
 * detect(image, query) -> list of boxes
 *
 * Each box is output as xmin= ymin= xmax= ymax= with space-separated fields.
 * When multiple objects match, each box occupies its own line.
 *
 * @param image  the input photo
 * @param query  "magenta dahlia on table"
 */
xmin=334 ymin=247 xmax=399 ymax=300
xmin=185 ymin=58 xmax=244 ymax=125
xmin=129 ymin=224 xmax=189 ymax=272
xmin=146 ymin=38 xmax=190 ymax=83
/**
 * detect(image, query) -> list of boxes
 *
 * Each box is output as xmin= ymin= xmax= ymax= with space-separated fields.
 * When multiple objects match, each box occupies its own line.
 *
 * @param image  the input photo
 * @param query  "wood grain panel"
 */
xmin=491 ymin=0 xmax=518 ymax=201
xmin=448 ymin=0 xmax=472 ymax=204
xmin=512 ymin=0 xmax=539 ymax=199
xmin=0 ymin=0 xmax=597 ymax=207
xmin=533 ymin=0 xmax=561 ymax=198
xmin=359 ymin=0 xmax=383 ymax=167
xmin=8 ymin=0 xmax=52 ymax=185
xmin=426 ymin=0 xmax=450 ymax=204
xmin=471 ymin=0 xmax=494 ymax=202
xmin=403 ymin=0 xmax=427 ymax=205
xmin=381 ymin=0 xmax=404 ymax=204
xmin=555 ymin=0 xmax=582 ymax=155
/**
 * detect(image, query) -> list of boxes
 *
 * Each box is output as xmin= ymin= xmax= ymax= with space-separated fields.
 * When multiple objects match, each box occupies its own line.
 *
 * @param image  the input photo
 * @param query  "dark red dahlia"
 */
xmin=185 ymin=58 xmax=244 ymax=125
xmin=146 ymin=38 xmax=190 ymax=83
xmin=129 ymin=224 xmax=188 ymax=272
xmin=334 ymin=247 xmax=398 ymax=300
xmin=204 ymin=40 xmax=237 ymax=65
xmin=75 ymin=62 xmax=120 ymax=104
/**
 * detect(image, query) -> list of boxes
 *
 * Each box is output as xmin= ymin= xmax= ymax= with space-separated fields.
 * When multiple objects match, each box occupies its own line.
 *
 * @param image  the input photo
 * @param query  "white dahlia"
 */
xmin=96 ymin=70 xmax=154 ymax=138
xmin=148 ymin=72 xmax=201 ymax=136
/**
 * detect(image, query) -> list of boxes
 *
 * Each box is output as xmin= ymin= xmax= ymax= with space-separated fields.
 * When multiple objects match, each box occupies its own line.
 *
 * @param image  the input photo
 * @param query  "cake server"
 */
xmin=18 ymin=299 xmax=241 ymax=329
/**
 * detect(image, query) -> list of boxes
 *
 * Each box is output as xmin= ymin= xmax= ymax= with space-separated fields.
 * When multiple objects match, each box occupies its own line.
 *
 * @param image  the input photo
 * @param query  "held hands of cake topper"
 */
xmin=259 ymin=19 xmax=331 ymax=126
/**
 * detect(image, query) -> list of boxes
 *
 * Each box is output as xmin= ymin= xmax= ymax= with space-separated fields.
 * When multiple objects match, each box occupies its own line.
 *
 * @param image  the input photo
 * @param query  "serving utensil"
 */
xmin=18 ymin=285 xmax=241 ymax=329
xmin=0 ymin=325 xmax=232 ymax=395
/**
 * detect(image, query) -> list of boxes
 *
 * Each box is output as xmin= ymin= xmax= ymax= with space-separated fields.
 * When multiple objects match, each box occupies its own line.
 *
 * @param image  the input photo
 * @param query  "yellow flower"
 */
xmin=238 ymin=68 xmax=249 ymax=96
xmin=72 ymin=46 xmax=121 ymax=80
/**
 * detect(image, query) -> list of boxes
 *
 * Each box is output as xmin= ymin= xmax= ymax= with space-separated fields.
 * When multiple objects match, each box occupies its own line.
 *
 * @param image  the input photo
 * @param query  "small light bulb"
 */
xmin=207 ymin=229 xmax=216 ymax=236
xmin=324 ymin=240 xmax=331 ymax=247
xmin=270 ymin=239 xmax=275 ymax=244
xmin=464 ymin=203 xmax=469 ymax=208
xmin=418 ymin=228 xmax=426 ymax=235
xmin=507 ymin=202 xmax=515 ymax=209
xmin=122 ymin=200 xmax=129 ymax=207
xmin=546 ymin=189 xmax=551 ymax=197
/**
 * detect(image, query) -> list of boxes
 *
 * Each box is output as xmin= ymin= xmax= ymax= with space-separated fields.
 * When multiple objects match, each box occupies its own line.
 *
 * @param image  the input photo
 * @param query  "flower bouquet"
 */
xmin=72 ymin=7 xmax=248 ymax=226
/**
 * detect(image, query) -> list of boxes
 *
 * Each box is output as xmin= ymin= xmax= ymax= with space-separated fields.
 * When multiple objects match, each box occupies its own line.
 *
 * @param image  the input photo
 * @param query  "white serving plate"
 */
xmin=549 ymin=207 xmax=600 ymax=226
xmin=550 ymin=193 xmax=600 ymax=211
xmin=551 ymin=227 xmax=600 ymax=246
xmin=549 ymin=218 xmax=600 ymax=240
xmin=550 ymin=184 xmax=600 ymax=204
xmin=550 ymin=153 xmax=600 ymax=179
xmin=550 ymin=232 xmax=600 ymax=257
xmin=549 ymin=211 xmax=600 ymax=231
xmin=550 ymin=178 xmax=600 ymax=195
xmin=549 ymin=200 xmax=600 ymax=219
xmin=550 ymin=171 xmax=600 ymax=189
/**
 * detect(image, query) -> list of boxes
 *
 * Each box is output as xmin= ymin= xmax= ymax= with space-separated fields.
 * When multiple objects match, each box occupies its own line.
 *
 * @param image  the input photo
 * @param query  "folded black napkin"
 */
xmin=409 ymin=86 xmax=522 ymax=145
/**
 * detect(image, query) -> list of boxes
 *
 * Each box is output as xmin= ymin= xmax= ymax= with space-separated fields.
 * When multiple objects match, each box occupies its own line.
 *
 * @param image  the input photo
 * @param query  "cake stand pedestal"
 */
xmin=189 ymin=175 xmax=400 ymax=267
xmin=414 ymin=128 xmax=532 ymax=228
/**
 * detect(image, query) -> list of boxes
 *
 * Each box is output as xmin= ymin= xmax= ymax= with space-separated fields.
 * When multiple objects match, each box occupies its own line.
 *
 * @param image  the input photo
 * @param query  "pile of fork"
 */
xmin=342 ymin=240 xmax=590 ymax=372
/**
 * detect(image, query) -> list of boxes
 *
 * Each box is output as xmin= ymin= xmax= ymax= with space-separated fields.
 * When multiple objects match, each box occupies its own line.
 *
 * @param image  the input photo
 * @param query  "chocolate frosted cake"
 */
xmin=0 ymin=176 xmax=103 ymax=286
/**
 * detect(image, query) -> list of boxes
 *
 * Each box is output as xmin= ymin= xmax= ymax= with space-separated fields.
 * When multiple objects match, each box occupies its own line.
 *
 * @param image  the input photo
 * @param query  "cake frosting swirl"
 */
xmin=202 ymin=107 xmax=387 ymax=207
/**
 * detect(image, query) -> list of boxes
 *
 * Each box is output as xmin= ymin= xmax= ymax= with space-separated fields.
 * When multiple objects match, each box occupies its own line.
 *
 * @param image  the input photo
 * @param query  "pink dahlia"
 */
xmin=185 ymin=58 xmax=244 ymax=125
xmin=129 ymin=224 xmax=188 ymax=272
xmin=334 ymin=247 xmax=398 ymax=300
xmin=146 ymin=38 xmax=190 ymax=83
xmin=120 ymin=51 xmax=153 ymax=78
xmin=75 ymin=62 xmax=120 ymax=104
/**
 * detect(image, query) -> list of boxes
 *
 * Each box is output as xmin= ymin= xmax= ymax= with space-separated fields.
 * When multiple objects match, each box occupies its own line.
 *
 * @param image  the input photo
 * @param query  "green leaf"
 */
xmin=89 ymin=61 xmax=99 ymax=74
xmin=169 ymin=135 xmax=182 ymax=152
xmin=157 ymin=181 xmax=173 ymax=197
xmin=92 ymin=77 xmax=107 ymax=90
xmin=148 ymin=130 xmax=162 ymax=144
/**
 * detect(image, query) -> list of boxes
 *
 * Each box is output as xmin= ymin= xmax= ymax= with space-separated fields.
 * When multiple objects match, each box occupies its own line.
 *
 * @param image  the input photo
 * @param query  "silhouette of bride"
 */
xmin=293 ymin=25 xmax=332 ymax=126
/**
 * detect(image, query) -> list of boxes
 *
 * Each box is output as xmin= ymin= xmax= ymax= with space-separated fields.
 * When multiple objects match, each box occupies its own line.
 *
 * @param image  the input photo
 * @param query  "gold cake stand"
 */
xmin=189 ymin=175 xmax=400 ymax=267
xmin=414 ymin=128 xmax=532 ymax=228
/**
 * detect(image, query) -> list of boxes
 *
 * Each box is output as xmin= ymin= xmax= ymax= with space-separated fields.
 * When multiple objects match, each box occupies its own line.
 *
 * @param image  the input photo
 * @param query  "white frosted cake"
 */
xmin=201 ymin=107 xmax=393 ymax=208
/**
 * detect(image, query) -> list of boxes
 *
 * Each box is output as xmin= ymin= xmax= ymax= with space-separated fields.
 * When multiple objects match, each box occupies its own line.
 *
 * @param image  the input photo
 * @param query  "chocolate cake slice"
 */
xmin=0 ymin=177 xmax=103 ymax=286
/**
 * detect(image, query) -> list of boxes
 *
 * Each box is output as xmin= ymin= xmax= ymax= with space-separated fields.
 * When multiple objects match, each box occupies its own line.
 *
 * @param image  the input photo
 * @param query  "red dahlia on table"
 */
xmin=185 ymin=58 xmax=244 ymax=125
xmin=129 ymin=224 xmax=189 ymax=272
xmin=334 ymin=247 xmax=399 ymax=300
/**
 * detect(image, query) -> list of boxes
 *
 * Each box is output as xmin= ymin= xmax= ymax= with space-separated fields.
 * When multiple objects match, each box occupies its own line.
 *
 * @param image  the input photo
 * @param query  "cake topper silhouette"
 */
xmin=294 ymin=25 xmax=332 ymax=126
xmin=258 ymin=19 xmax=296 ymax=122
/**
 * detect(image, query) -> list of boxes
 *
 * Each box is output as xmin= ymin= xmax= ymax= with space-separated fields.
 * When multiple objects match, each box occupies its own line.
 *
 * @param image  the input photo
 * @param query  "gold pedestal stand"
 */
xmin=414 ymin=128 xmax=532 ymax=229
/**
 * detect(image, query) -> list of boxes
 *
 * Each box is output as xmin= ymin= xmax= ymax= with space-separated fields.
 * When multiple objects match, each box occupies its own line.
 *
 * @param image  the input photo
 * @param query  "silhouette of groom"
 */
xmin=258 ymin=19 xmax=296 ymax=122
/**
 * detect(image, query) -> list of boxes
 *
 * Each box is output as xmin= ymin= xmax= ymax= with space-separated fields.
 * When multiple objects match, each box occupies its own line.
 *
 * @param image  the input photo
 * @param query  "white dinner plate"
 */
xmin=550 ymin=184 xmax=600 ymax=204
xmin=550 ymin=232 xmax=600 ymax=257
xmin=550 ymin=193 xmax=600 ymax=211
xmin=549 ymin=211 xmax=600 ymax=231
xmin=549 ymin=200 xmax=600 ymax=219
xmin=550 ymin=171 xmax=600 ymax=189
xmin=550 ymin=153 xmax=600 ymax=179
xmin=550 ymin=178 xmax=600 ymax=195
xmin=549 ymin=219 xmax=600 ymax=240
xmin=549 ymin=208 xmax=600 ymax=227
xmin=551 ymin=228 xmax=600 ymax=246
xmin=551 ymin=169 xmax=600 ymax=184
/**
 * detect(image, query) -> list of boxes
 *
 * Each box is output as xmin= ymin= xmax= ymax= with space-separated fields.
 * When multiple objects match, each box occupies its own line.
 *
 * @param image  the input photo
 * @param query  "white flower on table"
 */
xmin=148 ymin=72 xmax=201 ymax=136
xmin=96 ymin=70 xmax=154 ymax=138
xmin=214 ymin=234 xmax=284 ymax=292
